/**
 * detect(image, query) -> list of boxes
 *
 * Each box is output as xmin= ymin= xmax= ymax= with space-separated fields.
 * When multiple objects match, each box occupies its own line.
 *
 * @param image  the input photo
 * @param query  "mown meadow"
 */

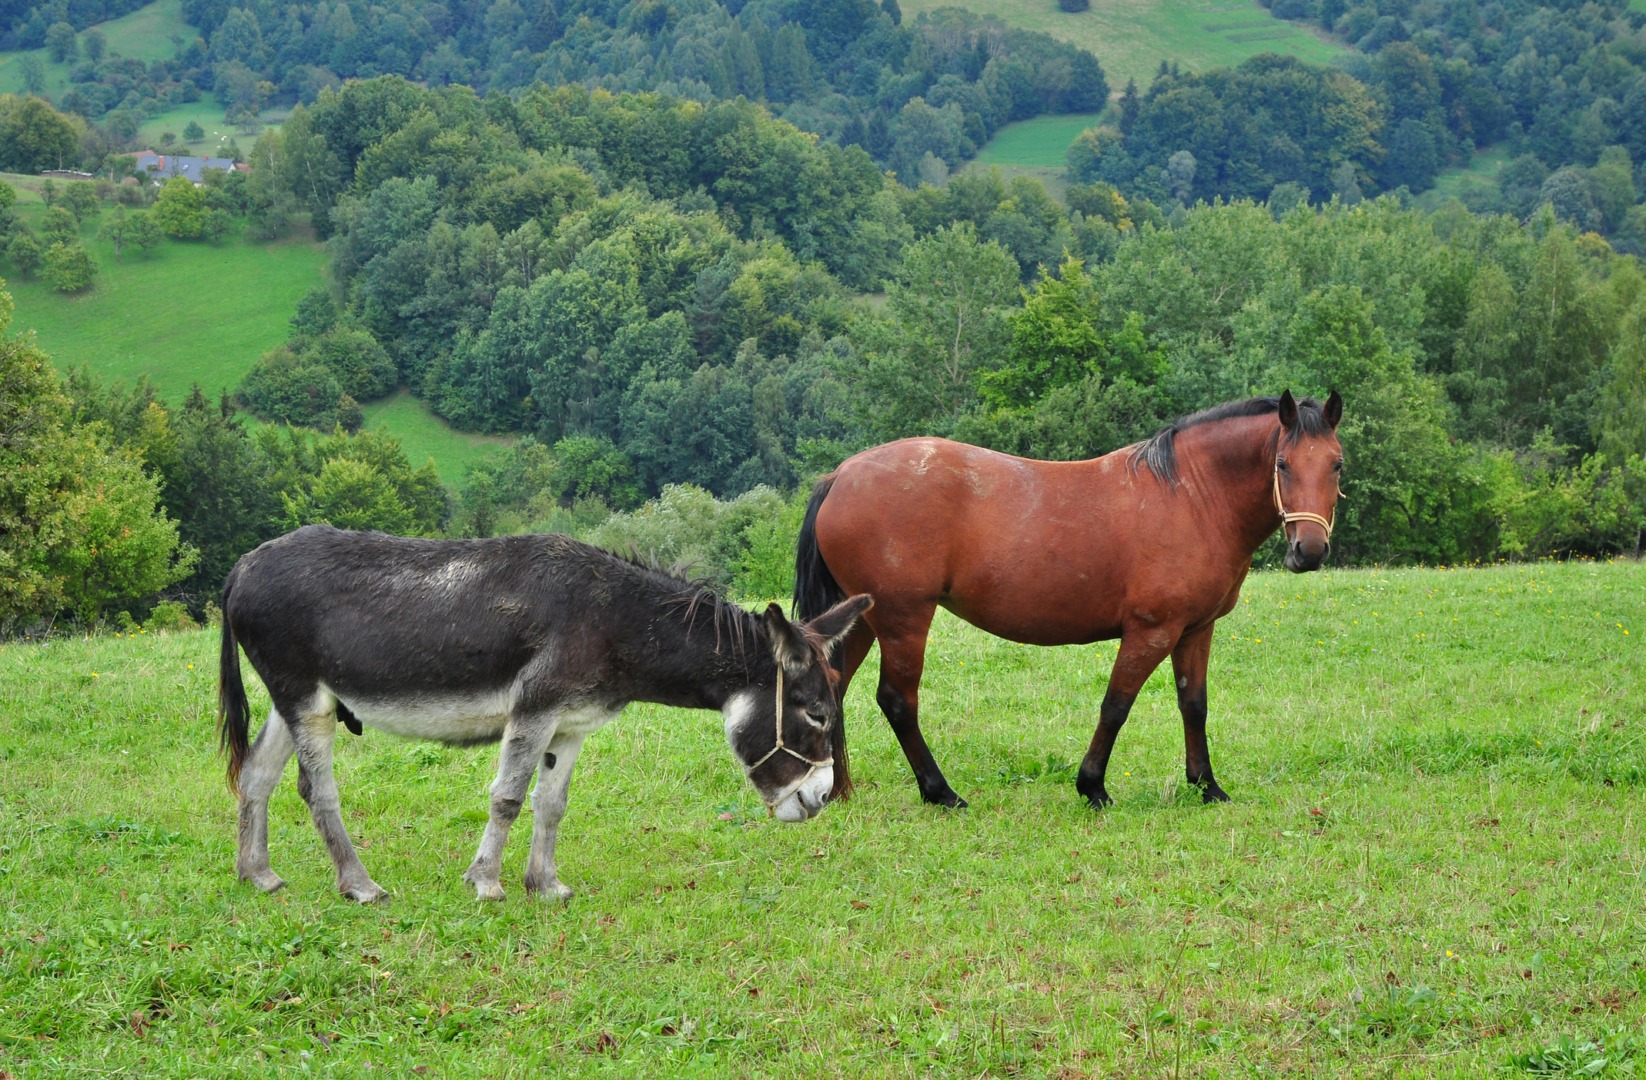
xmin=1 ymin=560 xmax=1641 ymax=1076
xmin=896 ymin=0 xmax=1345 ymax=91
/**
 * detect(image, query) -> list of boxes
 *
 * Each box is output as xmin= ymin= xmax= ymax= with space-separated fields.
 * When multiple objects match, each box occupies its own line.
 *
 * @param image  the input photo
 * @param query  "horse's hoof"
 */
xmin=1200 ymin=784 xmax=1230 ymax=804
xmin=922 ymin=787 xmax=967 ymax=809
xmin=1083 ymin=789 xmax=1113 ymax=810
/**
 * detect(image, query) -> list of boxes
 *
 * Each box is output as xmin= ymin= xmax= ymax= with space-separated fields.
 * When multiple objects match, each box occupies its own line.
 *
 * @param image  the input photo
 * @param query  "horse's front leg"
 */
xmin=876 ymin=617 xmax=965 ymax=808
xmin=1171 ymin=624 xmax=1228 ymax=804
xmin=464 ymin=713 xmax=556 ymax=901
xmin=1076 ymin=627 xmax=1176 ymax=809
xmin=522 ymin=734 xmax=587 ymax=901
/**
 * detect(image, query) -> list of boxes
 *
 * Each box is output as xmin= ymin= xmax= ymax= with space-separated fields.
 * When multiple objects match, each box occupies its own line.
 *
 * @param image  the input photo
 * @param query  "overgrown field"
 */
xmin=897 ymin=0 xmax=1345 ymax=91
xmin=1 ymin=560 xmax=1641 ymax=1075
xmin=2 ymin=175 xmax=506 ymax=486
xmin=0 ymin=0 xmax=194 ymax=99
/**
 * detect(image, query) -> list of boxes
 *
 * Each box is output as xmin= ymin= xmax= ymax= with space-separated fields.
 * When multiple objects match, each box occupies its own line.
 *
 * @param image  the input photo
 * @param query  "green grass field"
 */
xmin=1 ymin=560 xmax=1641 ymax=1075
xmin=0 ymin=0 xmax=194 ymax=99
xmin=974 ymin=112 xmax=1107 ymax=169
xmin=901 ymin=0 xmax=1346 ymax=94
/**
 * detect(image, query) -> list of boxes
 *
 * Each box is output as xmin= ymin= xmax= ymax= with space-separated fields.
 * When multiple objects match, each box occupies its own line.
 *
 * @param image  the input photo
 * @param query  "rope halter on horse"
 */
xmin=1272 ymin=460 xmax=1336 ymax=539
xmin=743 ymin=665 xmax=834 ymax=813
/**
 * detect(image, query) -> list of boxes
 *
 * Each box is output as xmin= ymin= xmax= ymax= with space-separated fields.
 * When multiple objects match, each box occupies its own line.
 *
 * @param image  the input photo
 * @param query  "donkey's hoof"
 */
xmin=241 ymin=868 xmax=286 ymax=893
xmin=464 ymin=865 xmax=506 ymax=901
xmin=343 ymin=880 xmax=388 ymax=904
xmin=526 ymin=877 xmax=574 ymax=902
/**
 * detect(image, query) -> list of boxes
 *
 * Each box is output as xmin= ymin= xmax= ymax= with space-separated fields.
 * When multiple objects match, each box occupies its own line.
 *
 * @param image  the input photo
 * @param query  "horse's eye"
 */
xmin=1333 ymin=461 xmax=1344 ymax=472
xmin=1276 ymin=458 xmax=1289 ymax=472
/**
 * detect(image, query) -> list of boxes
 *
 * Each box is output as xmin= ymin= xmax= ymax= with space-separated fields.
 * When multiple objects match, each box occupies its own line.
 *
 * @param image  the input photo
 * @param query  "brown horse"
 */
xmin=794 ymin=391 xmax=1344 ymax=810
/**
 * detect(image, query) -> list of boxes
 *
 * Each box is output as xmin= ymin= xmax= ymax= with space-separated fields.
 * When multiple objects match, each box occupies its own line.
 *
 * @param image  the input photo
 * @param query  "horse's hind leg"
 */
xmin=1076 ymin=627 xmax=1177 ymax=809
xmin=290 ymin=711 xmax=385 ymax=903
xmin=236 ymin=708 xmax=295 ymax=893
xmin=876 ymin=616 xmax=966 ymax=808
xmin=1171 ymin=625 xmax=1229 ymax=804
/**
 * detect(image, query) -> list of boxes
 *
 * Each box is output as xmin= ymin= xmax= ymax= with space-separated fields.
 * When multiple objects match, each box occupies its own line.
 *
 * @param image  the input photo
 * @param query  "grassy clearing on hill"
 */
xmin=1413 ymin=145 xmax=1511 ymax=213
xmin=0 ymin=0 xmax=193 ymax=98
xmin=361 ymin=390 xmax=515 ymax=488
xmin=974 ymin=112 xmax=1107 ymax=170
xmin=899 ymin=0 xmax=1345 ymax=92
xmin=1 ymin=560 xmax=1641 ymax=1076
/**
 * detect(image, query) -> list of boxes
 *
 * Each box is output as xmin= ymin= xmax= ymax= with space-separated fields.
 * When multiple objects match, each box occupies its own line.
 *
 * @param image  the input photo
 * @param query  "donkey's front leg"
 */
xmin=464 ymin=715 xmax=556 ymax=901
xmin=522 ymin=734 xmax=587 ymax=901
xmin=291 ymin=715 xmax=386 ymax=903
xmin=236 ymin=709 xmax=296 ymax=893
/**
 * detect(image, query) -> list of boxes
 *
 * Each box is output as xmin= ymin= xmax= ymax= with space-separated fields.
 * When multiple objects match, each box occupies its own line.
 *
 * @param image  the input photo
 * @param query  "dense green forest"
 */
xmin=2 ymin=0 xmax=1106 ymax=183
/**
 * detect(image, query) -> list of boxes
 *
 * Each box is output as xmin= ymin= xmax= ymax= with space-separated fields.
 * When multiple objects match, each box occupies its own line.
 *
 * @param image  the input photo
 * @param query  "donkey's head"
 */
xmin=1274 ymin=389 xmax=1345 ymax=573
xmin=725 ymin=594 xmax=872 ymax=822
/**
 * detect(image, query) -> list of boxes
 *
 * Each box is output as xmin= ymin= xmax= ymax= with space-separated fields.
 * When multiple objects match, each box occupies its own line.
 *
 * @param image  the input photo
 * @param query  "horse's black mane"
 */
xmin=1129 ymin=396 xmax=1331 ymax=485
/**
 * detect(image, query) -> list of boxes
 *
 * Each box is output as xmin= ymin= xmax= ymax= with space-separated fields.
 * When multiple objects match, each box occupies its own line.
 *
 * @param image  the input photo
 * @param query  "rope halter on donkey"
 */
xmin=743 ymin=665 xmax=835 ymax=814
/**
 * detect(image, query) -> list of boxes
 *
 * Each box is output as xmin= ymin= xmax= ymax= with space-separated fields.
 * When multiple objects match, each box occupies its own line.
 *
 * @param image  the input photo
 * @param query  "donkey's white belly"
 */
xmin=320 ymin=685 xmax=620 ymax=744
xmin=332 ymin=687 xmax=514 ymax=743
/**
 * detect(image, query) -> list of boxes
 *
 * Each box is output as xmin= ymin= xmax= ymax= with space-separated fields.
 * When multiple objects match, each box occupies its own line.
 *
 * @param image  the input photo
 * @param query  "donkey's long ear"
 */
xmin=763 ymin=603 xmax=813 ymax=675
xmin=802 ymin=594 xmax=873 ymax=651
xmin=1324 ymin=389 xmax=1343 ymax=429
xmin=1277 ymin=388 xmax=1298 ymax=430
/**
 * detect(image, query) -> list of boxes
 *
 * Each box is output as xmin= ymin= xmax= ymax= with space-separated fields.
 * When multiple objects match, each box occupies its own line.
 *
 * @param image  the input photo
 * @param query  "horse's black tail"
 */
xmin=793 ymin=473 xmax=854 ymax=800
xmin=218 ymin=568 xmax=251 ymax=797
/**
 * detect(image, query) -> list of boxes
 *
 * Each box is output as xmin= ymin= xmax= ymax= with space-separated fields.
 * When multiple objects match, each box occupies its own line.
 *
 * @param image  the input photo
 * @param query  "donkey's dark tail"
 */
xmin=218 ymin=569 xmax=251 ymax=797
xmin=794 ymin=473 xmax=854 ymax=800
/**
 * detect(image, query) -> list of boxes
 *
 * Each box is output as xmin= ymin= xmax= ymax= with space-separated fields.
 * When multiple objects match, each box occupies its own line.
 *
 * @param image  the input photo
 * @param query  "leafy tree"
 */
xmin=184 ymin=120 xmax=205 ymax=141
xmin=98 ymin=206 xmax=135 ymax=261
xmin=40 ymin=206 xmax=79 ymax=247
xmin=17 ymin=55 xmax=45 ymax=96
xmin=42 ymin=242 xmax=97 ymax=292
xmin=152 ymin=177 xmax=208 ymax=239
xmin=851 ymin=222 xmax=1018 ymax=438
xmin=62 ymin=182 xmax=100 ymax=221
xmin=6 ymin=234 xmax=42 ymax=278
xmin=44 ymin=20 xmax=76 ymax=63
xmin=1 ymin=288 xmax=193 ymax=627
xmin=0 ymin=96 xmax=82 ymax=173
xmin=127 ymin=212 xmax=163 ymax=257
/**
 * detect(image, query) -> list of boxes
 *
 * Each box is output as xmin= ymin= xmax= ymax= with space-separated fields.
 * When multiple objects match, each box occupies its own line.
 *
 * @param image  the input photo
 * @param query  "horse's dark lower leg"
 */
xmin=1075 ymin=686 xmax=1138 ymax=809
xmin=1077 ymin=629 xmax=1175 ymax=809
xmin=875 ymin=628 xmax=964 ymax=807
xmin=827 ymin=622 xmax=877 ymax=800
xmin=876 ymin=679 xmax=964 ymax=807
xmin=1171 ymin=626 xmax=1228 ymax=804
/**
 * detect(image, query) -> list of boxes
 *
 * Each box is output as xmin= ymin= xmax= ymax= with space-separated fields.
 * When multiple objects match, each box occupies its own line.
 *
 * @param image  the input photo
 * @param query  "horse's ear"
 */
xmin=1324 ymin=389 xmax=1343 ymax=430
xmin=802 ymin=594 xmax=873 ymax=651
xmin=763 ymin=602 xmax=812 ymax=675
xmin=1277 ymin=389 xmax=1298 ymax=430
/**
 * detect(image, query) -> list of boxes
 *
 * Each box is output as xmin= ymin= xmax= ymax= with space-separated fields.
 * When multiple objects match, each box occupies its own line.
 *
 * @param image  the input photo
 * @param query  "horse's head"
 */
xmin=1274 ymin=389 xmax=1344 ymax=573
xmin=726 ymin=594 xmax=872 ymax=822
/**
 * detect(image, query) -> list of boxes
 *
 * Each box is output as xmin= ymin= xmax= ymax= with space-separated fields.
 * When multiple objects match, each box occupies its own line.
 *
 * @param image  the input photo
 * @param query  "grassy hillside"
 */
xmin=2 ymin=175 xmax=507 ymax=488
xmin=0 ymin=560 xmax=1641 ymax=1075
xmin=1413 ymin=144 xmax=1511 ymax=212
xmin=900 ymin=0 xmax=1346 ymax=92
xmin=0 ymin=0 xmax=194 ymax=98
